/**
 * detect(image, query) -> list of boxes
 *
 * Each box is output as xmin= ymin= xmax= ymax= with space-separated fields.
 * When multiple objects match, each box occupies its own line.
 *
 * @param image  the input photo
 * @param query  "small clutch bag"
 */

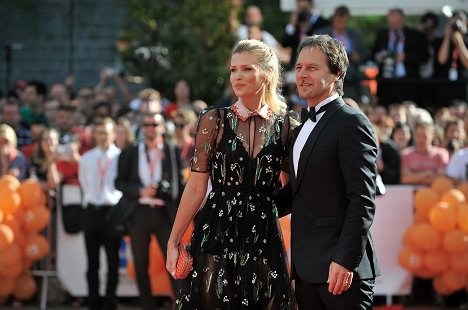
xmin=174 ymin=245 xmax=193 ymax=279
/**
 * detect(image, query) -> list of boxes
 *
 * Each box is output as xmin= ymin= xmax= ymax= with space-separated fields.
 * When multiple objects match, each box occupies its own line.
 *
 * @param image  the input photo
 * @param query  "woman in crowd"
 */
xmin=171 ymin=108 xmax=197 ymax=167
xmin=0 ymin=124 xmax=29 ymax=180
xmin=166 ymin=39 xmax=298 ymax=309
xmin=29 ymin=127 xmax=62 ymax=190
xmin=114 ymin=117 xmax=135 ymax=150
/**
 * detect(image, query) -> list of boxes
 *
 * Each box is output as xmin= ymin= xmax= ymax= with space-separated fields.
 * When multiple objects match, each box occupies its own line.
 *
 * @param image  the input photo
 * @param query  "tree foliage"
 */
xmin=120 ymin=0 xmax=234 ymax=104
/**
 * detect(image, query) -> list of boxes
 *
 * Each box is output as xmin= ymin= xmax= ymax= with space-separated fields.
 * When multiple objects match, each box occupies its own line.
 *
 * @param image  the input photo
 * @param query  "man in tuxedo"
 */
xmin=291 ymin=35 xmax=380 ymax=309
xmin=115 ymin=112 xmax=183 ymax=310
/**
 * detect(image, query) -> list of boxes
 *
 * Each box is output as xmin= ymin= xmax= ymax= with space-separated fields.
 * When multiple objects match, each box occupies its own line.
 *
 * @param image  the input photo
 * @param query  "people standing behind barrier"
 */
xmin=373 ymin=8 xmax=429 ymax=79
xmin=20 ymin=80 xmax=49 ymax=127
xmin=418 ymin=12 xmax=444 ymax=79
xmin=1 ymin=98 xmax=32 ymax=149
xmin=170 ymin=109 xmax=197 ymax=168
xmin=115 ymin=112 xmax=183 ymax=310
xmin=78 ymin=117 xmax=122 ymax=310
xmin=114 ymin=117 xmax=135 ymax=150
xmin=235 ymin=5 xmax=291 ymax=64
xmin=0 ymin=124 xmax=29 ymax=180
xmin=281 ymin=0 xmax=329 ymax=71
xmin=391 ymin=122 xmax=412 ymax=151
xmin=401 ymin=121 xmax=449 ymax=186
xmin=443 ymin=118 xmax=465 ymax=157
xmin=315 ymin=5 xmax=367 ymax=101
xmin=437 ymin=11 xmax=468 ymax=80
xmin=29 ymin=128 xmax=61 ymax=190
xmin=164 ymin=80 xmax=194 ymax=119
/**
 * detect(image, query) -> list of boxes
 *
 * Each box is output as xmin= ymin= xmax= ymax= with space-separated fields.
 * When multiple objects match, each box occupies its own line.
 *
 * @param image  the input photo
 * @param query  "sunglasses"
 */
xmin=174 ymin=123 xmax=186 ymax=128
xmin=142 ymin=122 xmax=160 ymax=127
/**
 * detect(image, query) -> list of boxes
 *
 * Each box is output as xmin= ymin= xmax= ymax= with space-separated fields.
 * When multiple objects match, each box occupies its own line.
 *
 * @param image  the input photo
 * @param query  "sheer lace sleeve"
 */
xmin=190 ymin=107 xmax=221 ymax=173
xmin=281 ymin=110 xmax=300 ymax=172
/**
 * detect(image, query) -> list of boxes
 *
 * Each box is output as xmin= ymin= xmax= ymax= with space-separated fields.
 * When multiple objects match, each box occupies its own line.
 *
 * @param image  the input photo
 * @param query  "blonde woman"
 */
xmin=0 ymin=124 xmax=29 ymax=180
xmin=167 ymin=39 xmax=298 ymax=309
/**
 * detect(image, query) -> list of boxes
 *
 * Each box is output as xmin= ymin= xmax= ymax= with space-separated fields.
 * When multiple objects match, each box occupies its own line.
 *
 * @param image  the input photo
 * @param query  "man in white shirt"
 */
xmin=78 ymin=117 xmax=122 ymax=310
xmin=289 ymin=35 xmax=379 ymax=310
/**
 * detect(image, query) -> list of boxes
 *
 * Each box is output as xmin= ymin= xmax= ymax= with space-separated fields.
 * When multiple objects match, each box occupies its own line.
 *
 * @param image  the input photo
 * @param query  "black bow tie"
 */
xmin=301 ymin=104 xmax=330 ymax=123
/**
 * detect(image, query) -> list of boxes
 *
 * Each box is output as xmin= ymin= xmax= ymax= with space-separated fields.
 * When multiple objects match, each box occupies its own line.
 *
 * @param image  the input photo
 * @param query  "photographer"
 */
xmin=438 ymin=11 xmax=468 ymax=80
xmin=280 ymin=0 xmax=329 ymax=70
xmin=114 ymin=112 xmax=183 ymax=309
xmin=373 ymin=8 xmax=429 ymax=79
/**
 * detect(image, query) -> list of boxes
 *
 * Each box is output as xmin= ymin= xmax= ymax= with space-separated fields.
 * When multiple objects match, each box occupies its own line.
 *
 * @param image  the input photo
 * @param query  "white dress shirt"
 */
xmin=78 ymin=144 xmax=122 ymax=207
xmin=137 ymin=142 xmax=165 ymax=206
xmin=293 ymin=94 xmax=339 ymax=176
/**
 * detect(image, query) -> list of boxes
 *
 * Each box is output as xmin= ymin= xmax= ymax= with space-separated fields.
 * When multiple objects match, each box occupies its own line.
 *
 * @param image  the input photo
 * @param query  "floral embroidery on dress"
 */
xmin=179 ymin=106 xmax=299 ymax=309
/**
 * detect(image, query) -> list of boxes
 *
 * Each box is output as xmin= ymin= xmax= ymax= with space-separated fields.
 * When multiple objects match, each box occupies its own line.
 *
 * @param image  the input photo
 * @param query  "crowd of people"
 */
xmin=0 ymin=0 xmax=467 ymax=309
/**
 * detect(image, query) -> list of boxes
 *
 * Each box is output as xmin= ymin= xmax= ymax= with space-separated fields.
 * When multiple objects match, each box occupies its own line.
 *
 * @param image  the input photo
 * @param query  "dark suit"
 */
xmin=289 ymin=97 xmax=380 ymax=309
xmin=115 ymin=141 xmax=183 ymax=310
xmin=373 ymin=27 xmax=429 ymax=79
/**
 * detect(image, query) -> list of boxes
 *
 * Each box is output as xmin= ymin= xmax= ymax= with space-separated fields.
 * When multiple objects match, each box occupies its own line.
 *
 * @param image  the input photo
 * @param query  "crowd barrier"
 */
xmin=56 ymin=184 xmax=415 ymax=300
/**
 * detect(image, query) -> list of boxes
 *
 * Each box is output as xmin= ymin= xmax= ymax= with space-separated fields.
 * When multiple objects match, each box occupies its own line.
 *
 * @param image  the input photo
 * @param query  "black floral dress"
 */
xmin=177 ymin=105 xmax=298 ymax=309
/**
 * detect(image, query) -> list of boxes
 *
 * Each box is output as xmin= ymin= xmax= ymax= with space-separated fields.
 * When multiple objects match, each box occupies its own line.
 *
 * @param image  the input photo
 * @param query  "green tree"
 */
xmin=120 ymin=0 xmax=234 ymax=105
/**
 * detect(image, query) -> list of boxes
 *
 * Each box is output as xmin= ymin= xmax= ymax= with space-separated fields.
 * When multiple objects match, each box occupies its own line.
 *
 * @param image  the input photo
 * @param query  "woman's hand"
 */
xmin=166 ymin=242 xmax=179 ymax=278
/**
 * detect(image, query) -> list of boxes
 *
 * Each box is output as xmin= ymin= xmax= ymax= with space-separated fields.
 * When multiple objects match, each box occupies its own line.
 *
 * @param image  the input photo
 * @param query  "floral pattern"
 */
xmin=177 ymin=106 xmax=298 ymax=309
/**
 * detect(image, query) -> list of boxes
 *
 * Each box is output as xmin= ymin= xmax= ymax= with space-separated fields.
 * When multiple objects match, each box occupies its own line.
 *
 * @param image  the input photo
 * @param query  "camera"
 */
xmin=297 ymin=10 xmax=311 ymax=24
xmin=442 ymin=5 xmax=467 ymax=33
xmin=155 ymin=179 xmax=172 ymax=201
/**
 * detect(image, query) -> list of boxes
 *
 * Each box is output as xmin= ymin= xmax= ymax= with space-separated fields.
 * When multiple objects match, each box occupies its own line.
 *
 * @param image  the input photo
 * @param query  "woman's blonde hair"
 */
xmin=232 ymin=39 xmax=287 ymax=115
xmin=0 ymin=124 xmax=17 ymax=147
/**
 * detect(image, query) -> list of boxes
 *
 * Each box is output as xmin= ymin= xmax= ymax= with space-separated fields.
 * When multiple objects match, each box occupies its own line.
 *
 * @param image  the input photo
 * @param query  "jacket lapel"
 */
xmin=289 ymin=123 xmax=303 ymax=191
xmin=294 ymin=99 xmax=345 ymax=193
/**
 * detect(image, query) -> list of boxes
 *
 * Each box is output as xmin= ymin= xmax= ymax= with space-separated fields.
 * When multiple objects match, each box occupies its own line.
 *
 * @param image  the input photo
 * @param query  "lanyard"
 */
xmin=145 ymin=144 xmax=160 ymax=183
xmin=97 ymin=154 xmax=112 ymax=191
xmin=451 ymin=49 xmax=459 ymax=69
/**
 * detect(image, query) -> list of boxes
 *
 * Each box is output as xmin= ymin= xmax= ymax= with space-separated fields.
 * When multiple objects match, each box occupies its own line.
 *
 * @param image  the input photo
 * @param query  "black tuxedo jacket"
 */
xmin=114 ymin=141 xmax=183 ymax=224
xmin=289 ymin=97 xmax=381 ymax=283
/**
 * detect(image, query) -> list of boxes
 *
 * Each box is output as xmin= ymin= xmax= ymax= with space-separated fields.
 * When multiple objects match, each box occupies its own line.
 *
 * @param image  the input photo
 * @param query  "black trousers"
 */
xmin=127 ymin=204 xmax=179 ymax=310
xmin=295 ymin=271 xmax=375 ymax=310
xmin=83 ymin=205 xmax=121 ymax=310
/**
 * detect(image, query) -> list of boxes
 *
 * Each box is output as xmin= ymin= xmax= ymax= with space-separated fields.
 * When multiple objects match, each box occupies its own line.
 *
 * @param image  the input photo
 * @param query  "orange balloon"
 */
xmin=442 ymin=270 xmax=467 ymax=291
xmin=23 ymin=234 xmax=49 ymax=261
xmin=433 ymin=275 xmax=456 ymax=296
xmin=0 ymin=260 xmax=22 ymax=279
xmin=23 ymin=206 xmax=50 ymax=233
xmin=0 ymin=224 xmax=14 ymax=251
xmin=457 ymin=182 xmax=468 ymax=200
xmin=413 ymin=268 xmax=436 ymax=279
xmin=431 ymin=176 xmax=454 ymax=197
xmin=424 ymin=249 xmax=450 ymax=274
xmin=413 ymin=211 xmax=428 ymax=224
xmin=0 ymin=175 xmax=21 ymax=192
xmin=443 ymin=230 xmax=468 ymax=254
xmin=450 ymin=252 xmax=468 ymax=273
xmin=18 ymin=179 xmax=44 ymax=209
xmin=0 ymin=209 xmax=3 ymax=224
xmin=402 ymin=224 xmax=418 ymax=247
xmin=22 ymin=258 xmax=33 ymax=273
xmin=429 ymin=202 xmax=457 ymax=233
xmin=0 ymin=190 xmax=21 ymax=216
xmin=13 ymin=274 xmax=37 ymax=301
xmin=398 ymin=246 xmax=424 ymax=273
xmin=414 ymin=188 xmax=439 ymax=220
xmin=0 ymin=277 xmax=16 ymax=298
xmin=458 ymin=205 xmax=468 ymax=233
xmin=410 ymin=223 xmax=442 ymax=251
xmin=441 ymin=189 xmax=466 ymax=211
xmin=0 ymin=243 xmax=21 ymax=267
